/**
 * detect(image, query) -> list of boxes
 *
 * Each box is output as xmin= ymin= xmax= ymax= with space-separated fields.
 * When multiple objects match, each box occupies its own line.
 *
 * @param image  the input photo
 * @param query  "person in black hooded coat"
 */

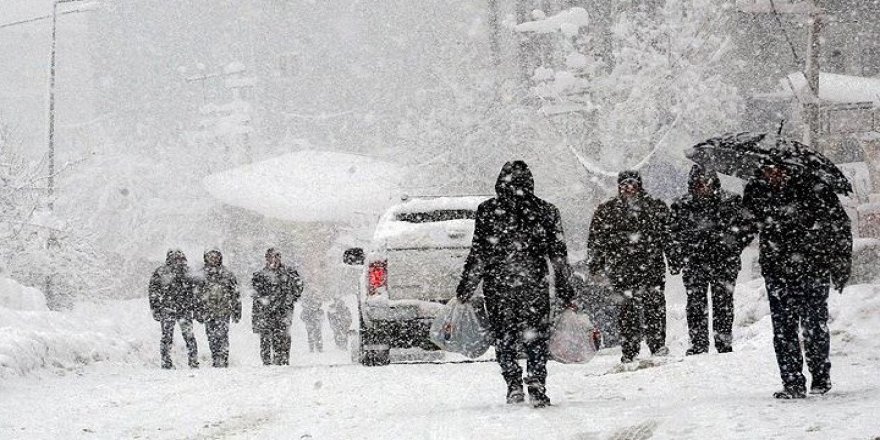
xmin=149 ymin=249 xmax=199 ymax=369
xmin=588 ymin=170 xmax=671 ymax=364
xmin=743 ymin=164 xmax=852 ymax=399
xmin=457 ymin=160 xmax=574 ymax=408
xmin=669 ymin=165 xmax=752 ymax=355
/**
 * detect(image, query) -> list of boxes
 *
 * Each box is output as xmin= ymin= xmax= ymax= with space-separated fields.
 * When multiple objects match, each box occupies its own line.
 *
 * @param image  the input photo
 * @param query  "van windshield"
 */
xmin=395 ymin=209 xmax=476 ymax=223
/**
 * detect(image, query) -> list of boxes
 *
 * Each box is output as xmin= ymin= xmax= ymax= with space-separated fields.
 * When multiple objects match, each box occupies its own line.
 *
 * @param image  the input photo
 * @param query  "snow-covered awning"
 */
xmin=771 ymin=72 xmax=880 ymax=105
xmin=203 ymin=150 xmax=405 ymax=223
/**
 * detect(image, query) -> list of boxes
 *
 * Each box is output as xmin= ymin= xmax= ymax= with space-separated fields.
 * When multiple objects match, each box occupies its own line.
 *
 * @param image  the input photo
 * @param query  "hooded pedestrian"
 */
xmin=148 ymin=249 xmax=198 ymax=369
xmin=300 ymin=298 xmax=324 ymax=353
xmin=743 ymin=164 xmax=852 ymax=399
xmin=669 ymin=165 xmax=753 ymax=355
xmin=327 ymin=297 xmax=353 ymax=350
xmin=252 ymin=248 xmax=303 ymax=365
xmin=588 ymin=170 xmax=671 ymax=364
xmin=194 ymin=249 xmax=241 ymax=368
xmin=457 ymin=160 xmax=575 ymax=408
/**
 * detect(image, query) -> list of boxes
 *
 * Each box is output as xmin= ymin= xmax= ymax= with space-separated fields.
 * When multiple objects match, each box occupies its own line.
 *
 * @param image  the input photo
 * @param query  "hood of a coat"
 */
xmin=495 ymin=160 xmax=535 ymax=200
xmin=688 ymin=165 xmax=721 ymax=196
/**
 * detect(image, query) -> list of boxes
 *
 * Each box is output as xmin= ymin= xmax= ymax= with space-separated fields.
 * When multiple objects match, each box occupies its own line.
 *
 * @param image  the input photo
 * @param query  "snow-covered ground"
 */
xmin=2 ymin=276 xmax=880 ymax=439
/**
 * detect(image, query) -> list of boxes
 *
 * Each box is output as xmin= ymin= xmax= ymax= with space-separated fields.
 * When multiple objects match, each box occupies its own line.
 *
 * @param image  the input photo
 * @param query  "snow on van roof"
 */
xmin=779 ymin=72 xmax=880 ymax=105
xmin=387 ymin=196 xmax=491 ymax=215
xmin=203 ymin=150 xmax=405 ymax=223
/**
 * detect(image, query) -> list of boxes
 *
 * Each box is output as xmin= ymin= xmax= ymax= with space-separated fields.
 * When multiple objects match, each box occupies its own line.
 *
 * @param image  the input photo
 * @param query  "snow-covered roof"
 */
xmin=203 ymin=150 xmax=405 ymax=223
xmin=777 ymin=72 xmax=880 ymax=105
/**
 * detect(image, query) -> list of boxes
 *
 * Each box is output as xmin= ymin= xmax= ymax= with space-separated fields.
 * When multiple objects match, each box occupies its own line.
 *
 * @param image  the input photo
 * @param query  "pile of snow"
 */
xmin=0 ymin=277 xmax=47 ymax=311
xmin=203 ymin=150 xmax=406 ymax=223
xmin=0 ymin=294 xmax=154 ymax=378
xmin=515 ymin=7 xmax=589 ymax=36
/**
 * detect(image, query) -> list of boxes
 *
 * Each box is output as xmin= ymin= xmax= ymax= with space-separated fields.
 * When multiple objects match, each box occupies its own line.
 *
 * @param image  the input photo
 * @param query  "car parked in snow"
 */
xmin=343 ymin=196 xmax=489 ymax=366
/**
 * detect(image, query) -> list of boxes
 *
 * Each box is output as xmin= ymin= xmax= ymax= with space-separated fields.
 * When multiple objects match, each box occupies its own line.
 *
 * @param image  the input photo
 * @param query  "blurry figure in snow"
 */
xmin=743 ymin=164 xmax=851 ymax=399
xmin=570 ymin=256 xmax=619 ymax=348
xmin=668 ymin=165 xmax=753 ymax=355
xmin=457 ymin=160 xmax=575 ymax=408
xmin=251 ymin=248 xmax=303 ymax=366
xmin=300 ymin=298 xmax=324 ymax=352
xmin=194 ymin=249 xmax=241 ymax=368
xmin=588 ymin=170 xmax=671 ymax=364
xmin=326 ymin=297 xmax=353 ymax=350
xmin=149 ymin=249 xmax=198 ymax=369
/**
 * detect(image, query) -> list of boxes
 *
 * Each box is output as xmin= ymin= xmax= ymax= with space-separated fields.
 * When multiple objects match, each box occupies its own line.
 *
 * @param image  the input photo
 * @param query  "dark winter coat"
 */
xmin=588 ymin=180 xmax=671 ymax=287
xmin=251 ymin=264 xmax=303 ymax=333
xmin=195 ymin=266 xmax=242 ymax=323
xmin=327 ymin=301 xmax=353 ymax=334
xmin=148 ymin=256 xmax=195 ymax=321
xmin=456 ymin=161 xmax=574 ymax=329
xmin=668 ymin=166 xmax=753 ymax=278
xmin=743 ymin=172 xmax=852 ymax=286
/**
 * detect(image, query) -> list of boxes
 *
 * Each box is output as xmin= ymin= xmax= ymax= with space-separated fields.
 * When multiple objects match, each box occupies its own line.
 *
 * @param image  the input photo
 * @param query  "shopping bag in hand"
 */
xmin=429 ymin=298 xmax=494 ymax=358
xmin=549 ymin=309 xmax=598 ymax=364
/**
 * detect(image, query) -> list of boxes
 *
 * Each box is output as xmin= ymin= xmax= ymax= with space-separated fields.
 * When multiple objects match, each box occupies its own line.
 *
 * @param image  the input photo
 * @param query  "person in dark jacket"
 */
xmin=252 ymin=248 xmax=303 ymax=366
xmin=669 ymin=165 xmax=753 ymax=355
xmin=149 ymin=249 xmax=198 ymax=369
xmin=327 ymin=297 xmax=353 ymax=350
xmin=457 ymin=160 xmax=575 ymax=408
xmin=743 ymin=164 xmax=852 ymax=399
xmin=301 ymin=298 xmax=325 ymax=353
xmin=194 ymin=249 xmax=241 ymax=368
xmin=588 ymin=170 xmax=671 ymax=364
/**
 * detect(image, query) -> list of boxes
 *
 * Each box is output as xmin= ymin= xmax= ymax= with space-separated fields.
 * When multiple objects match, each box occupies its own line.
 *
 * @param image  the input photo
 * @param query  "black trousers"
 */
xmin=764 ymin=274 xmax=831 ymax=390
xmin=259 ymin=327 xmax=292 ymax=365
xmin=493 ymin=307 xmax=549 ymax=388
xmin=615 ymin=282 xmax=666 ymax=362
xmin=683 ymin=268 xmax=736 ymax=352
xmin=160 ymin=318 xmax=198 ymax=368
xmin=205 ymin=319 xmax=230 ymax=368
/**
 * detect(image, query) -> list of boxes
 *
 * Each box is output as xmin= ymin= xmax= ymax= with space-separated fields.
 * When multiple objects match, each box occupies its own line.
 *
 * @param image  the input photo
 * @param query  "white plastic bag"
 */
xmin=549 ymin=309 xmax=598 ymax=364
xmin=429 ymin=298 xmax=494 ymax=358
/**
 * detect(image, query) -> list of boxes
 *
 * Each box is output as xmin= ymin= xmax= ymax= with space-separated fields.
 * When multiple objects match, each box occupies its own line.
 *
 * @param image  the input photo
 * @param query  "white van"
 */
xmin=343 ymin=196 xmax=489 ymax=366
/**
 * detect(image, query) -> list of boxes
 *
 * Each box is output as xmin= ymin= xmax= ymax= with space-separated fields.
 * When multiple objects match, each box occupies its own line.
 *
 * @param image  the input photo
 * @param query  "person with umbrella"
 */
xmin=588 ymin=170 xmax=671 ymax=365
xmin=689 ymin=133 xmax=853 ymax=399
xmin=668 ymin=165 xmax=753 ymax=355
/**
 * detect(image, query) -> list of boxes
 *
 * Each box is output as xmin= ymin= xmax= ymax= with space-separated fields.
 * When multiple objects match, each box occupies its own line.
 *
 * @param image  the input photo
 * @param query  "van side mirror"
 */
xmin=343 ymin=248 xmax=365 ymax=265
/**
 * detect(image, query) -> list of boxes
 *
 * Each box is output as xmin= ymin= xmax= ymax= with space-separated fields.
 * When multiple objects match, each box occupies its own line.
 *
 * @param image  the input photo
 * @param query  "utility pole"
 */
xmin=803 ymin=0 xmax=823 ymax=148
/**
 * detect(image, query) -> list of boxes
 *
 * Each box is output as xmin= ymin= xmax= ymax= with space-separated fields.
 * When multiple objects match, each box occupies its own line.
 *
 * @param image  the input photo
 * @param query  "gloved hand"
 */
xmin=565 ymin=301 xmax=579 ymax=311
xmin=232 ymin=311 xmax=241 ymax=324
xmin=669 ymin=265 xmax=682 ymax=276
xmin=151 ymin=310 xmax=162 ymax=322
xmin=457 ymin=294 xmax=471 ymax=304
xmin=832 ymin=275 xmax=848 ymax=293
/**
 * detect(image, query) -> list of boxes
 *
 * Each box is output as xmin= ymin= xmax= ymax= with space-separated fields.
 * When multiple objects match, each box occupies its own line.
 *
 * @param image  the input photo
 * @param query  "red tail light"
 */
xmin=367 ymin=261 xmax=387 ymax=295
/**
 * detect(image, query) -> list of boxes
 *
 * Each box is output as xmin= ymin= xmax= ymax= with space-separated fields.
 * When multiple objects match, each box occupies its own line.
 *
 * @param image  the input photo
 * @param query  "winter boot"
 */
xmin=685 ymin=346 xmax=707 ymax=356
xmin=810 ymin=380 xmax=832 ymax=395
xmin=716 ymin=346 xmax=733 ymax=354
xmin=506 ymin=384 xmax=525 ymax=404
xmin=652 ymin=346 xmax=670 ymax=357
xmin=773 ymin=386 xmax=806 ymax=399
xmin=525 ymin=379 xmax=550 ymax=408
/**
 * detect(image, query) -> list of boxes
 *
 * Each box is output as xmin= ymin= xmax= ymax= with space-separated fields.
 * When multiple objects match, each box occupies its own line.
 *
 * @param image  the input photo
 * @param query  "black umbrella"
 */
xmin=685 ymin=132 xmax=853 ymax=195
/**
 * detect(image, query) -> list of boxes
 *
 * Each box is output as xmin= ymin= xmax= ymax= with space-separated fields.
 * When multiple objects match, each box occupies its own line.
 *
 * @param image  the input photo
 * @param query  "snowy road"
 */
xmin=2 ymin=344 xmax=878 ymax=440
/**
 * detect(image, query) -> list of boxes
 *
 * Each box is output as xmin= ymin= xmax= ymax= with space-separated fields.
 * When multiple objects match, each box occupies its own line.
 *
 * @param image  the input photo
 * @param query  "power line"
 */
xmin=769 ymin=0 xmax=803 ymax=67
xmin=0 ymin=9 xmax=90 ymax=30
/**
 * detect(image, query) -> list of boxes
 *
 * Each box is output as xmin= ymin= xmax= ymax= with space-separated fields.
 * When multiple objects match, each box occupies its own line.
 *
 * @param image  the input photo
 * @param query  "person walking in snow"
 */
xmin=457 ymin=160 xmax=575 ymax=408
xmin=300 ymin=298 xmax=324 ymax=353
xmin=327 ymin=297 xmax=353 ymax=350
xmin=149 ymin=249 xmax=199 ymax=369
xmin=743 ymin=164 xmax=852 ymax=399
xmin=252 ymin=248 xmax=303 ymax=366
xmin=194 ymin=249 xmax=241 ymax=368
xmin=668 ymin=165 xmax=752 ymax=355
xmin=588 ymin=170 xmax=671 ymax=365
